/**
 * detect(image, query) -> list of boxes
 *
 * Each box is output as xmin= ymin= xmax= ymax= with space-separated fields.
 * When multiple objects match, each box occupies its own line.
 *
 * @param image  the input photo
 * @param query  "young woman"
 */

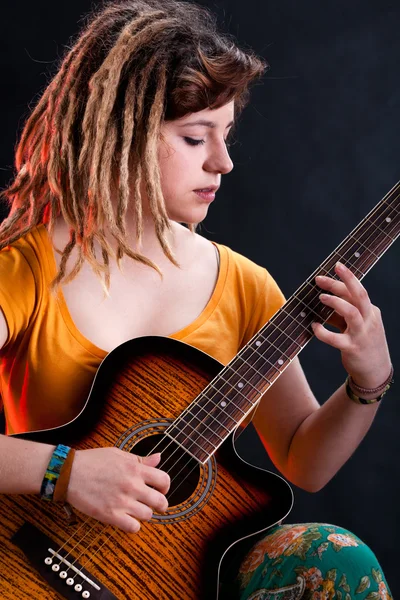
xmin=0 ymin=0 xmax=394 ymax=598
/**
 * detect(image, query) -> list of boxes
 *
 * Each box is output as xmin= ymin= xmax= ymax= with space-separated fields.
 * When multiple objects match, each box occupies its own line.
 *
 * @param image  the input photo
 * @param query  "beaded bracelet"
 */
xmin=349 ymin=365 xmax=394 ymax=396
xmin=345 ymin=367 xmax=394 ymax=405
xmin=40 ymin=444 xmax=72 ymax=501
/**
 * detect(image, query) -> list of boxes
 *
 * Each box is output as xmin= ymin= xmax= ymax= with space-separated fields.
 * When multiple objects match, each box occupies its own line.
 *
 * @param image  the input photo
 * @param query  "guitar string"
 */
xmin=54 ymin=189 xmax=399 ymax=569
xmin=53 ymin=517 xmax=103 ymax=573
xmin=54 ymin=191 xmax=400 ymax=576
xmin=143 ymin=191 xmax=400 ymax=470
xmin=54 ymin=196 xmax=400 ymax=586
xmin=59 ymin=523 xmax=112 ymax=584
xmin=51 ymin=189 xmax=399 ymax=579
xmin=150 ymin=194 xmax=400 ymax=501
xmin=147 ymin=190 xmax=400 ymax=466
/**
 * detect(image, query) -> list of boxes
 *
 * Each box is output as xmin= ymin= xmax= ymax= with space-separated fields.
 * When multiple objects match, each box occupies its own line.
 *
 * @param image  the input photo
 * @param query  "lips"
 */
xmin=194 ymin=186 xmax=219 ymax=192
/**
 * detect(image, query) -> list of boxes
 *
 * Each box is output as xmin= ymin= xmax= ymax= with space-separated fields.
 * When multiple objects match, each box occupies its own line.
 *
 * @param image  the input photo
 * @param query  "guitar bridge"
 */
xmin=12 ymin=522 xmax=117 ymax=599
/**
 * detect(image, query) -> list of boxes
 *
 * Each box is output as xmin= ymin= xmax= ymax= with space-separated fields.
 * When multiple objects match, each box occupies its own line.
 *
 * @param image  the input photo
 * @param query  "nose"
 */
xmin=204 ymin=140 xmax=234 ymax=175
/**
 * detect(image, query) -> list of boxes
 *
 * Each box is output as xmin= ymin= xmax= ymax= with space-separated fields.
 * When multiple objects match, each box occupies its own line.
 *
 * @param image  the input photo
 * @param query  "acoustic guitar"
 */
xmin=0 ymin=181 xmax=399 ymax=599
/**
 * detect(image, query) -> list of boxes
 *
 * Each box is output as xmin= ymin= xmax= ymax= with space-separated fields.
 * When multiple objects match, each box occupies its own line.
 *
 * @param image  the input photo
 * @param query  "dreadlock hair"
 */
xmin=0 ymin=0 xmax=267 ymax=290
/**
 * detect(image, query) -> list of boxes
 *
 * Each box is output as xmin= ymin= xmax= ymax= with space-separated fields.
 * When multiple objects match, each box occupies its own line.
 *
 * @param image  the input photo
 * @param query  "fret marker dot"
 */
xmin=278 ymin=359 xmax=284 ymax=366
xmin=220 ymin=401 xmax=227 ymax=407
xmin=238 ymin=382 xmax=244 ymax=388
xmin=255 ymin=341 xmax=261 ymax=347
xmin=354 ymin=251 xmax=360 ymax=258
xmin=386 ymin=217 xmax=391 ymax=222
xmin=300 ymin=311 xmax=306 ymax=318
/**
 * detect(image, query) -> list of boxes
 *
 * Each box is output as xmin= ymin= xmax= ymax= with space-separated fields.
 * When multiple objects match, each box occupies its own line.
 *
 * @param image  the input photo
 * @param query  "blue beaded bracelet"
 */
xmin=40 ymin=444 xmax=72 ymax=501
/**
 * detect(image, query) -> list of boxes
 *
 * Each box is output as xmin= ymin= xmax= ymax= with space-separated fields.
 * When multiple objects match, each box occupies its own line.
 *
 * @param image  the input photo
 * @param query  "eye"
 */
xmin=183 ymin=137 xmax=206 ymax=146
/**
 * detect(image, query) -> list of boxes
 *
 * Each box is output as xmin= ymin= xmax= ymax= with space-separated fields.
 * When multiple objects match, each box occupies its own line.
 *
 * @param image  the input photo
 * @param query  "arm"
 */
xmin=252 ymin=261 xmax=392 ymax=492
xmin=0 ymin=309 xmax=169 ymax=532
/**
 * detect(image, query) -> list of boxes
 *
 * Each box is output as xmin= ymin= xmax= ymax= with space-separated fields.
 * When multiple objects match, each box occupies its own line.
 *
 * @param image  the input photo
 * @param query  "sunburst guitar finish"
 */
xmin=0 ymin=336 xmax=293 ymax=600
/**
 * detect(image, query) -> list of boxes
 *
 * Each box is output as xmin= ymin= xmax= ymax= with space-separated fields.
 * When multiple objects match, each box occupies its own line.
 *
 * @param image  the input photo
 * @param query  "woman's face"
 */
xmin=157 ymin=100 xmax=235 ymax=224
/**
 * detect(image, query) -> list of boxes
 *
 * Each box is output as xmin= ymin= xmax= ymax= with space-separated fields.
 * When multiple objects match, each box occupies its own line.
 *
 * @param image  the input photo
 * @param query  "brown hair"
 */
xmin=0 ymin=0 xmax=267 ymax=289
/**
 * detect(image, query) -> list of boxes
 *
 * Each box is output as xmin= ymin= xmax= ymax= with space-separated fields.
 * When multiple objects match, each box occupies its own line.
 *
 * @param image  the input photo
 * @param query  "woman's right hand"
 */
xmin=66 ymin=447 xmax=170 ymax=533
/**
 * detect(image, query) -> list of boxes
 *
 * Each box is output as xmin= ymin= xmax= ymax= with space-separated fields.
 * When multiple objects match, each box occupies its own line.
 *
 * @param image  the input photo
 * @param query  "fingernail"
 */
xmin=336 ymin=261 xmax=345 ymax=271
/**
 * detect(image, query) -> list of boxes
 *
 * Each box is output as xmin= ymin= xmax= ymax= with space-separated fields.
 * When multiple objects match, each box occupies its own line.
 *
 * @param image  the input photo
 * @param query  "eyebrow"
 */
xmin=178 ymin=119 xmax=235 ymax=129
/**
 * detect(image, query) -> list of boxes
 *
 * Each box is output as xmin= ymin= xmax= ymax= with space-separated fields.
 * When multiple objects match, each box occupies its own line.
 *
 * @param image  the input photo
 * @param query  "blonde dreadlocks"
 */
xmin=0 ymin=0 xmax=267 ymax=289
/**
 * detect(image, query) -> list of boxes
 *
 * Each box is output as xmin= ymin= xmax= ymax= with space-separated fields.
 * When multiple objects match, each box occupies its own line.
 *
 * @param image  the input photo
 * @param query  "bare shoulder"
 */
xmin=0 ymin=307 xmax=8 ymax=351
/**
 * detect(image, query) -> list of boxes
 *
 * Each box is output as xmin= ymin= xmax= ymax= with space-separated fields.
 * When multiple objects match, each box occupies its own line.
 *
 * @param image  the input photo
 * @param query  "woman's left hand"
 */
xmin=312 ymin=261 xmax=392 ymax=389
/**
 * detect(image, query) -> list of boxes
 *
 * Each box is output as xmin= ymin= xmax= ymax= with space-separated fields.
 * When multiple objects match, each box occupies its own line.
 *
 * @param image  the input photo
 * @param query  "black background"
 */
xmin=1 ymin=0 xmax=399 ymax=594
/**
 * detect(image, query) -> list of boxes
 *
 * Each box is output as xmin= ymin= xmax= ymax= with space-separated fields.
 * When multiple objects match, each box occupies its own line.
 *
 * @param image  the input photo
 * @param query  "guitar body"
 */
xmin=0 ymin=336 xmax=293 ymax=600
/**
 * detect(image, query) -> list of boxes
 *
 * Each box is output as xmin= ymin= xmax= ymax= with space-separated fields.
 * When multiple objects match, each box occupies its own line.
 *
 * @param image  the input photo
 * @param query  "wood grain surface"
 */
xmin=0 ymin=336 xmax=292 ymax=599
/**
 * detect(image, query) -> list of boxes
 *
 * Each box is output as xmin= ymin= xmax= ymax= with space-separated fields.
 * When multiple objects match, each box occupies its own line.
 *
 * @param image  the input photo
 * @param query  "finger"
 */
xmin=315 ymin=275 xmax=350 ymax=300
xmin=319 ymin=294 xmax=363 ymax=329
xmin=334 ymin=262 xmax=372 ymax=318
xmin=104 ymin=512 xmax=141 ymax=534
xmin=141 ymin=464 xmax=170 ymax=494
xmin=137 ymin=486 xmax=169 ymax=513
xmin=129 ymin=500 xmax=154 ymax=522
xmin=311 ymin=321 xmax=351 ymax=351
xmin=139 ymin=453 xmax=161 ymax=467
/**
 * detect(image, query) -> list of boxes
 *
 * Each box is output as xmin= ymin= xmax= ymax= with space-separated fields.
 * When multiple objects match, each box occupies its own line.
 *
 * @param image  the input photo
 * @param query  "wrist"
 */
xmin=349 ymin=364 xmax=394 ymax=395
xmin=40 ymin=444 xmax=75 ymax=502
xmin=345 ymin=365 xmax=394 ymax=405
xmin=349 ymin=364 xmax=393 ymax=392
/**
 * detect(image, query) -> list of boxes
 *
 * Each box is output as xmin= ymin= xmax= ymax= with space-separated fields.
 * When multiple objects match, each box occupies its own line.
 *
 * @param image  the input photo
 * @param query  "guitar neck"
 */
xmin=167 ymin=181 xmax=400 ymax=463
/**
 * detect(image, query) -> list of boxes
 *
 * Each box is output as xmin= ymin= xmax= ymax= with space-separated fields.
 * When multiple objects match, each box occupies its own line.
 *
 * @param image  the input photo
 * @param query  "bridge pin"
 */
xmin=66 ymin=578 xmax=74 ymax=586
xmin=44 ymin=557 xmax=52 ymax=565
xmin=51 ymin=564 xmax=60 ymax=572
xmin=60 ymin=571 xmax=67 ymax=579
xmin=74 ymin=584 xmax=83 ymax=592
xmin=82 ymin=591 xmax=90 ymax=598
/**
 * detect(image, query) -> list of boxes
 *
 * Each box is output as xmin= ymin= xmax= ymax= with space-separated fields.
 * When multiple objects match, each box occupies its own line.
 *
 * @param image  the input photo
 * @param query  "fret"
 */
xmin=207 ymin=379 xmax=248 ymax=412
xmin=233 ymin=355 xmax=272 ymax=385
xmin=173 ymin=405 xmax=226 ymax=440
xmin=233 ymin=348 xmax=281 ymax=389
xmin=168 ymin=367 xmax=261 ymax=457
xmin=241 ymin=344 xmax=282 ymax=377
xmin=166 ymin=425 xmax=215 ymax=461
xmin=171 ymin=416 xmax=221 ymax=448
xmin=167 ymin=411 xmax=217 ymax=449
xmin=281 ymin=297 xmax=327 ymax=330
xmin=275 ymin=306 xmax=312 ymax=336
xmin=369 ymin=220 xmax=394 ymax=243
xmin=168 ymin=181 xmax=400 ymax=464
xmin=295 ymin=280 xmax=327 ymax=311
xmin=290 ymin=290 xmax=331 ymax=323
xmin=383 ymin=198 xmax=400 ymax=214
xmin=339 ymin=235 xmax=378 ymax=266
xmin=284 ymin=293 xmax=325 ymax=322
xmin=269 ymin=313 xmax=309 ymax=351
xmin=220 ymin=363 xmax=267 ymax=396
xmin=258 ymin=324 xmax=300 ymax=360
xmin=167 ymin=396 xmax=236 ymax=448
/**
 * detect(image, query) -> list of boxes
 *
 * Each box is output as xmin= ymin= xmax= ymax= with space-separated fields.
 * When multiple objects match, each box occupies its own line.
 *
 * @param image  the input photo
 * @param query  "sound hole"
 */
xmin=131 ymin=433 xmax=201 ymax=507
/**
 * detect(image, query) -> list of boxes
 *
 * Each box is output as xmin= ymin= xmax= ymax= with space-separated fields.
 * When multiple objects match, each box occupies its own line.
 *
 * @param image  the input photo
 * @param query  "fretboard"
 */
xmin=166 ymin=180 xmax=400 ymax=463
